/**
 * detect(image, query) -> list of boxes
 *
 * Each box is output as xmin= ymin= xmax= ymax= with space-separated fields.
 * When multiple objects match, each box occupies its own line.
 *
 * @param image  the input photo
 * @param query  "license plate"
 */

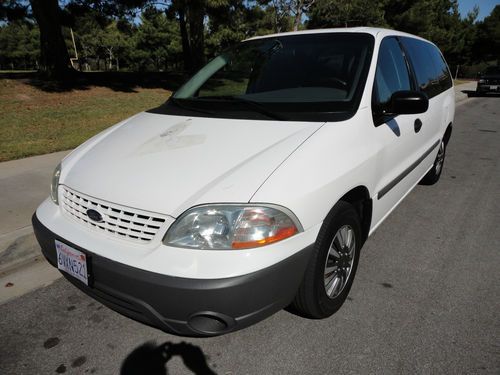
xmin=55 ymin=240 xmax=89 ymax=285
xmin=490 ymin=85 xmax=498 ymax=90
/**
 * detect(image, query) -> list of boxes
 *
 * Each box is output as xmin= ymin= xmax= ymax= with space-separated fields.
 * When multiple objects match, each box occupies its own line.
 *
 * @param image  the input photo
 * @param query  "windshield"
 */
xmin=152 ymin=33 xmax=374 ymax=122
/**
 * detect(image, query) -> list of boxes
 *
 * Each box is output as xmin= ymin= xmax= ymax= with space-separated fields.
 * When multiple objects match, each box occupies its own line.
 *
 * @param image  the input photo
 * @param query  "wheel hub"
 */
xmin=435 ymin=141 xmax=445 ymax=174
xmin=323 ymin=225 xmax=356 ymax=299
xmin=338 ymin=254 xmax=351 ymax=269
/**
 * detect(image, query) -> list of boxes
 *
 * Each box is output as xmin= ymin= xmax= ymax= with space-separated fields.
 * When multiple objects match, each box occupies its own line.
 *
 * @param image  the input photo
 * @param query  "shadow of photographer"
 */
xmin=121 ymin=341 xmax=217 ymax=375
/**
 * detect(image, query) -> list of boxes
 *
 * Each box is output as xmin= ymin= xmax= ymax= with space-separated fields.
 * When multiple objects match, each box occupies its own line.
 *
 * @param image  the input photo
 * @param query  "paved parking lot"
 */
xmin=0 ymin=95 xmax=499 ymax=374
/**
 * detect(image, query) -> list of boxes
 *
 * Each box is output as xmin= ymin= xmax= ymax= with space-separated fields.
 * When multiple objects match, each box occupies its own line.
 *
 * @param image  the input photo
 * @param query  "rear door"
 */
xmin=399 ymin=37 xmax=452 ymax=168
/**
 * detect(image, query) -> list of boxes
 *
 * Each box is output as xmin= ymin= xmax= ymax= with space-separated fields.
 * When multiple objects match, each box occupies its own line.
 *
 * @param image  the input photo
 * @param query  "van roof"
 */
xmin=245 ymin=27 xmax=428 ymax=44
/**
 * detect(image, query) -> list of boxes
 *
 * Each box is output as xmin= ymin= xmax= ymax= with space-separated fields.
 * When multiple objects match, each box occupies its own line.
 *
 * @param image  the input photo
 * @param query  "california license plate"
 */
xmin=55 ymin=240 xmax=89 ymax=285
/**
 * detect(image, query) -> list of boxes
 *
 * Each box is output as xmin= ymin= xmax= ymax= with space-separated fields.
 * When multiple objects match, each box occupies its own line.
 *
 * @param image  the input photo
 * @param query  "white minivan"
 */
xmin=33 ymin=27 xmax=455 ymax=336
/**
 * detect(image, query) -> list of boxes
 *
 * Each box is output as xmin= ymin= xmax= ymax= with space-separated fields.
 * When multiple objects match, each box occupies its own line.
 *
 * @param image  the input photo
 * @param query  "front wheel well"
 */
xmin=443 ymin=123 xmax=452 ymax=145
xmin=338 ymin=186 xmax=372 ymax=244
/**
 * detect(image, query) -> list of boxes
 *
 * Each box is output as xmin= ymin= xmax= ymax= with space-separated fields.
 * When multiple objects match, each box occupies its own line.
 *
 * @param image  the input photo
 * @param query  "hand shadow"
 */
xmin=120 ymin=341 xmax=217 ymax=375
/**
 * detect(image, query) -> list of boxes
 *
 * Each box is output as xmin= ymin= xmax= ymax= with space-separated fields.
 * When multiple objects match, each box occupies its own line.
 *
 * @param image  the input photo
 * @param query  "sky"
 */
xmin=458 ymin=0 xmax=500 ymax=20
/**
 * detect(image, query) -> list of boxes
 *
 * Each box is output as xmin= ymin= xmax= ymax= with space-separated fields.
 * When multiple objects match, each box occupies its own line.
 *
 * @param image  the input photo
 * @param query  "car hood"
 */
xmin=62 ymin=112 xmax=323 ymax=217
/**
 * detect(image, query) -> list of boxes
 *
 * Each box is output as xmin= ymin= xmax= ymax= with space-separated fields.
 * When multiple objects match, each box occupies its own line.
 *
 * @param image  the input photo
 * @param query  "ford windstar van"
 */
xmin=33 ymin=27 xmax=455 ymax=337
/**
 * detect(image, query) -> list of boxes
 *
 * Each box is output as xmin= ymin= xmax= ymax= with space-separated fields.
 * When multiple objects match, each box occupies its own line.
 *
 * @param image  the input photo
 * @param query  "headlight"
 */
xmin=164 ymin=204 xmax=302 ymax=250
xmin=479 ymin=79 xmax=486 ymax=84
xmin=50 ymin=163 xmax=61 ymax=205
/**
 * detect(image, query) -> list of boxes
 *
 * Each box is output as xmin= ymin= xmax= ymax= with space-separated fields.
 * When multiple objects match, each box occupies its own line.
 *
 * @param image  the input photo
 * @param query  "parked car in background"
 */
xmin=477 ymin=66 xmax=500 ymax=93
xmin=33 ymin=27 xmax=455 ymax=337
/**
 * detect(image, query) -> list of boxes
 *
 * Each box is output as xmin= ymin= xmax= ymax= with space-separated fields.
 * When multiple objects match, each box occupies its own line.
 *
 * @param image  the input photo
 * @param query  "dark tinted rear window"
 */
xmin=400 ymin=37 xmax=452 ymax=98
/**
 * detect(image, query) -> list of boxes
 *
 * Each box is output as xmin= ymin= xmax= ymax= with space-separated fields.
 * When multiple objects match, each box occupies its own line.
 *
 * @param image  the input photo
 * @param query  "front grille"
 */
xmin=61 ymin=186 xmax=169 ymax=244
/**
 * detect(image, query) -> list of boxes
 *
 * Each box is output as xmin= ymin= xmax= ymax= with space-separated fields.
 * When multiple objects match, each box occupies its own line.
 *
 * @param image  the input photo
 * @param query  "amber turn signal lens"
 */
xmin=231 ymin=226 xmax=297 ymax=249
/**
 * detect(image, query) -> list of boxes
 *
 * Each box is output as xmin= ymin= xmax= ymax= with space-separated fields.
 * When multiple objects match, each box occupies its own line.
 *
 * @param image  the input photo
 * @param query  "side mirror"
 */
xmin=388 ymin=90 xmax=429 ymax=115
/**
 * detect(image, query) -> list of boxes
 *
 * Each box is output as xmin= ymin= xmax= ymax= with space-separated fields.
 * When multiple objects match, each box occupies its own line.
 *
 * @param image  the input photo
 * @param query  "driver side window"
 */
xmin=373 ymin=38 xmax=412 ymax=107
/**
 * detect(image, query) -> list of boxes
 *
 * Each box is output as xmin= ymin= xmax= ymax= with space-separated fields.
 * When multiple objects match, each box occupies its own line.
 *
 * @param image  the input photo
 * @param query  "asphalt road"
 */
xmin=1 ymin=96 xmax=499 ymax=375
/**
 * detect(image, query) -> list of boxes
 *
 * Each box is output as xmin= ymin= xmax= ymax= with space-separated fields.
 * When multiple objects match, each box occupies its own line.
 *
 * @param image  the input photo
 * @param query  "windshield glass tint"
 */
xmin=173 ymin=33 xmax=374 ymax=120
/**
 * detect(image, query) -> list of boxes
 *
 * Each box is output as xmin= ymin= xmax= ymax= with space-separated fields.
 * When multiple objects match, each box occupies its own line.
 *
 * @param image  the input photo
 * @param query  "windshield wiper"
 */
xmin=168 ymin=97 xmax=216 ymax=116
xmin=197 ymin=95 xmax=288 ymax=121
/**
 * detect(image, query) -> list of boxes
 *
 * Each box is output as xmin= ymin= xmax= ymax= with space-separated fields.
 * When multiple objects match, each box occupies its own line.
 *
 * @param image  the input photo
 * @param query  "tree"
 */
xmin=100 ymin=21 xmax=129 ymax=70
xmin=0 ymin=0 xmax=28 ymax=21
xmin=0 ymin=20 xmax=39 ymax=70
xmin=29 ymin=0 xmax=73 ymax=78
xmin=383 ymin=0 xmax=476 ymax=68
xmin=473 ymin=5 xmax=500 ymax=64
xmin=206 ymin=0 xmax=253 ymax=56
xmin=134 ymin=7 xmax=181 ymax=71
xmin=307 ymin=0 xmax=387 ymax=29
xmin=262 ymin=0 xmax=316 ymax=32
xmin=2 ymin=0 xmax=150 ymax=77
xmin=170 ymin=0 xmax=207 ymax=72
xmin=257 ymin=0 xmax=293 ymax=32
xmin=72 ymin=10 xmax=106 ymax=71
xmin=291 ymin=0 xmax=316 ymax=31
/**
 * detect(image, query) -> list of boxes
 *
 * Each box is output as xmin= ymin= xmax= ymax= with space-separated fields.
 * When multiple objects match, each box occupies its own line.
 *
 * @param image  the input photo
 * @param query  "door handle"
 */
xmin=414 ymin=119 xmax=423 ymax=133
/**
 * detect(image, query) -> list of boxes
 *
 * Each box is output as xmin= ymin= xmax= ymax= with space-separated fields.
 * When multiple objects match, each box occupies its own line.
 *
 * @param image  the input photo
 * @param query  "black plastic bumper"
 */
xmin=32 ymin=213 xmax=313 ymax=336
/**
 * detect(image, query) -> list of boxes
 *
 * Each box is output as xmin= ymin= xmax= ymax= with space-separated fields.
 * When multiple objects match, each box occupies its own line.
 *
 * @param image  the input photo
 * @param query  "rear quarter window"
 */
xmin=400 ymin=37 xmax=452 ymax=98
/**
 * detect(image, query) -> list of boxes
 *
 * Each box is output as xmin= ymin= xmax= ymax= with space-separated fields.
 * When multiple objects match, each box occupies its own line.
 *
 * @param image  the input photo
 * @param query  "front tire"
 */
xmin=293 ymin=201 xmax=361 ymax=319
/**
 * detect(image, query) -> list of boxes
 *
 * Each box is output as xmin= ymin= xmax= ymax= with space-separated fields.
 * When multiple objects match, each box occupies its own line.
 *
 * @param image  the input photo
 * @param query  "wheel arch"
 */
xmin=336 ymin=186 xmax=372 ymax=245
xmin=443 ymin=122 xmax=452 ymax=145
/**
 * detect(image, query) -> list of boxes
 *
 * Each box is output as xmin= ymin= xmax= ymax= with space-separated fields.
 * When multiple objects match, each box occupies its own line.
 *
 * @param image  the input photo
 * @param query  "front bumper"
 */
xmin=33 ymin=213 xmax=313 ymax=337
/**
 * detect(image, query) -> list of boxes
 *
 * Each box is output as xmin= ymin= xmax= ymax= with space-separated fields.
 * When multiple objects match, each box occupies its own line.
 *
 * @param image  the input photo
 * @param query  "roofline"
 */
xmin=244 ymin=27 xmax=431 ymax=45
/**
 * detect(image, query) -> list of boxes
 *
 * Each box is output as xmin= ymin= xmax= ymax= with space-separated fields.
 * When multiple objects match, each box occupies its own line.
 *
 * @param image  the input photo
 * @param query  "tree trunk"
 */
xmin=188 ymin=0 xmax=206 ymax=72
xmin=107 ymin=49 xmax=113 ymax=70
xmin=293 ymin=2 xmax=303 ymax=31
xmin=30 ymin=0 xmax=73 ymax=79
xmin=174 ymin=0 xmax=205 ymax=73
xmin=177 ymin=5 xmax=192 ymax=72
xmin=293 ymin=12 xmax=301 ymax=31
xmin=273 ymin=4 xmax=280 ymax=33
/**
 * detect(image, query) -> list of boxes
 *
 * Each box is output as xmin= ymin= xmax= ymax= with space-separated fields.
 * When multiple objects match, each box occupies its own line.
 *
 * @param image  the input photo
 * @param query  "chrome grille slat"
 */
xmin=62 ymin=204 xmax=156 ymax=241
xmin=61 ymin=186 xmax=167 ymax=244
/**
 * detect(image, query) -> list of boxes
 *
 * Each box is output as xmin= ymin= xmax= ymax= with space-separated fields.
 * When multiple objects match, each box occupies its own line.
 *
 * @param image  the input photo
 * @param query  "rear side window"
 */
xmin=400 ymin=37 xmax=452 ymax=98
xmin=373 ymin=37 xmax=412 ymax=107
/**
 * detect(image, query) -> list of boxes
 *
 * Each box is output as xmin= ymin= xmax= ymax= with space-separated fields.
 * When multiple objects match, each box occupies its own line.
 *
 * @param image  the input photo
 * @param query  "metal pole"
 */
xmin=70 ymin=28 xmax=78 ymax=60
xmin=69 ymin=28 xmax=79 ymax=70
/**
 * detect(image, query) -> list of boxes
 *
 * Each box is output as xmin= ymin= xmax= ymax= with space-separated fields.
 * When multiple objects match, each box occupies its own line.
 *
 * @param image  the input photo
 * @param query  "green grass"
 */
xmin=0 ymin=79 xmax=170 ymax=162
xmin=0 ymin=70 xmax=37 ymax=73
xmin=199 ymin=78 xmax=250 ymax=97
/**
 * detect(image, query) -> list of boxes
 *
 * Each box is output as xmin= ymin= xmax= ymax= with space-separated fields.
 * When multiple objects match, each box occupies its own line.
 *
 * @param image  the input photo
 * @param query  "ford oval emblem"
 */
xmin=87 ymin=209 xmax=104 ymax=223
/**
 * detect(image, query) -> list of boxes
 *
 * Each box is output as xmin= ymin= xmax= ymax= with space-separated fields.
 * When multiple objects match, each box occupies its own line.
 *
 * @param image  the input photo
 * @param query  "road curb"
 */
xmin=454 ymin=81 xmax=477 ymax=105
xmin=0 ymin=150 xmax=70 ymax=276
xmin=0 ymin=227 xmax=42 ymax=276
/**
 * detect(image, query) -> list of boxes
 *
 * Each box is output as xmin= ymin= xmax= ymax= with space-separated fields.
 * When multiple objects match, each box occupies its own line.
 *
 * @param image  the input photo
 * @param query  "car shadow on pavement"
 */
xmin=463 ymin=90 xmax=500 ymax=98
xmin=120 ymin=341 xmax=217 ymax=375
